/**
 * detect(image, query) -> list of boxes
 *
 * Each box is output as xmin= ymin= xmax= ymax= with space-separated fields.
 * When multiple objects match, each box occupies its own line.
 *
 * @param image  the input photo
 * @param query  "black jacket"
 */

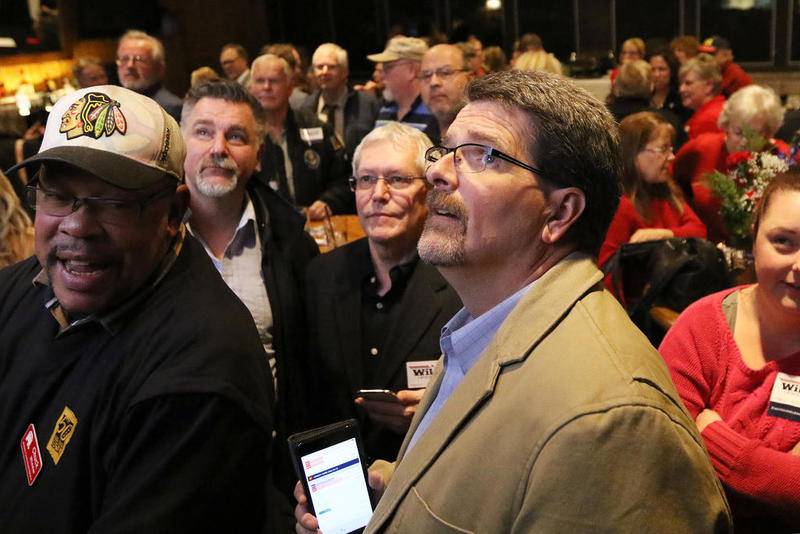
xmin=304 ymin=238 xmax=461 ymax=461
xmin=256 ymin=109 xmax=354 ymax=214
xmin=299 ymin=88 xmax=381 ymax=160
xmin=247 ymin=180 xmax=319 ymax=495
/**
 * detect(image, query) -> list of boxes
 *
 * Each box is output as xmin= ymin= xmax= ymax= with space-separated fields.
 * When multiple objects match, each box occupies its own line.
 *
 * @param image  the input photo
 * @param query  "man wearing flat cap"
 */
xmin=369 ymin=36 xmax=439 ymax=142
xmin=0 ymin=85 xmax=275 ymax=532
xmin=699 ymin=35 xmax=752 ymax=98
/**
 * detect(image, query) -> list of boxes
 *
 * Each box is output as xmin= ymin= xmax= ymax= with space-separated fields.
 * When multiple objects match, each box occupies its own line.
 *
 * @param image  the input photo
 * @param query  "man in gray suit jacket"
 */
xmin=297 ymin=70 xmax=732 ymax=533
xmin=304 ymin=121 xmax=460 ymax=462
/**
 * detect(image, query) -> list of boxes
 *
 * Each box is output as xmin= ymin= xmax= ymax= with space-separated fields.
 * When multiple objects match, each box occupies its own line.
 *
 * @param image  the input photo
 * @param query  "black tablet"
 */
xmin=288 ymin=419 xmax=374 ymax=534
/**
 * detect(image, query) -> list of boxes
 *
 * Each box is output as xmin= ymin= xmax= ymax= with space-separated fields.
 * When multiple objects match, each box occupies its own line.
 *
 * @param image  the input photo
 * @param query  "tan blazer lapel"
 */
xmin=366 ymin=254 xmax=603 ymax=532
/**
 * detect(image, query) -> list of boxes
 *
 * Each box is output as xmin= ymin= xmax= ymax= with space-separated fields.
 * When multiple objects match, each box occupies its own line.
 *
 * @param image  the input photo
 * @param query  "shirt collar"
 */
xmin=187 ymin=193 xmax=258 ymax=264
xmin=441 ymin=280 xmax=535 ymax=375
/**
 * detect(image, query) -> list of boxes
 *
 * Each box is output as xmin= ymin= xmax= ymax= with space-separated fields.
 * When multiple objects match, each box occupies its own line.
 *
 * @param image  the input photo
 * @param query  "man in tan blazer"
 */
xmin=296 ymin=69 xmax=732 ymax=533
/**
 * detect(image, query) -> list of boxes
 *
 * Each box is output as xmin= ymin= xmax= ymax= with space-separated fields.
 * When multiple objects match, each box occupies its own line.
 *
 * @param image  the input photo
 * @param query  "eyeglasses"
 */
xmin=417 ymin=67 xmax=470 ymax=82
xmin=115 ymin=55 xmax=152 ymax=66
xmin=641 ymin=145 xmax=674 ymax=155
xmin=425 ymin=143 xmax=545 ymax=177
xmin=349 ymin=175 xmax=426 ymax=191
xmin=26 ymin=184 xmax=175 ymax=226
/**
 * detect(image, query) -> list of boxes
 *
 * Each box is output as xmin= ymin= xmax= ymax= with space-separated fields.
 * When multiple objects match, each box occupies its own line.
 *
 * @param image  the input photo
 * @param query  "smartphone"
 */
xmin=288 ymin=419 xmax=373 ymax=534
xmin=355 ymin=389 xmax=399 ymax=403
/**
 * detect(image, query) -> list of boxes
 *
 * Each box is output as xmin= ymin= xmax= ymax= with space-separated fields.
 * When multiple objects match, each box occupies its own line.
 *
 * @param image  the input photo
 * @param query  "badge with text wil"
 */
xmin=768 ymin=373 xmax=800 ymax=422
xmin=20 ymin=424 xmax=43 ymax=486
xmin=406 ymin=360 xmax=437 ymax=389
xmin=47 ymin=406 xmax=78 ymax=465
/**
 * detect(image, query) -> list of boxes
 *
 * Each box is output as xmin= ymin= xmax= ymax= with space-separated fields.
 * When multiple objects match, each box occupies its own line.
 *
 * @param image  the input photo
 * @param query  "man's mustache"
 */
xmin=426 ymin=189 xmax=468 ymax=221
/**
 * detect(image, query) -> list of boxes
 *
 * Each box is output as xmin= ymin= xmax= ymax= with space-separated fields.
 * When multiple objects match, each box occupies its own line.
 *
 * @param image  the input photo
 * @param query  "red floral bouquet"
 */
xmin=708 ymin=131 xmax=798 ymax=248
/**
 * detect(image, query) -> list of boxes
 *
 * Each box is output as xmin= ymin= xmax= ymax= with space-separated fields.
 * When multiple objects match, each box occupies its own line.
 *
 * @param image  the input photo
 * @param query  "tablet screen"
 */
xmin=301 ymin=437 xmax=373 ymax=534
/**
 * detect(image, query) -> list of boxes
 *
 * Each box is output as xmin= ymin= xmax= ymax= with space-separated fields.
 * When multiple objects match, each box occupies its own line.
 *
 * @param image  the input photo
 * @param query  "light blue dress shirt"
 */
xmin=406 ymin=280 xmax=534 ymax=451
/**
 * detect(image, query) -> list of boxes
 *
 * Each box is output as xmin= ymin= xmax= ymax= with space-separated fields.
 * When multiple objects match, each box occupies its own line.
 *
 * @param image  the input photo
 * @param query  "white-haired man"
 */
xmin=116 ymin=29 xmax=182 ymax=120
xmin=250 ymin=53 xmax=352 ymax=220
xmin=301 ymin=43 xmax=380 ymax=159
xmin=305 ymin=122 xmax=460 ymax=462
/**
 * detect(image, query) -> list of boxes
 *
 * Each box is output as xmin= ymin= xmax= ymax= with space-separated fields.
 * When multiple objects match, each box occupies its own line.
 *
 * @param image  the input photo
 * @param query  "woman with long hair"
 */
xmin=0 ymin=171 xmax=34 ymax=268
xmin=598 ymin=111 xmax=706 ymax=270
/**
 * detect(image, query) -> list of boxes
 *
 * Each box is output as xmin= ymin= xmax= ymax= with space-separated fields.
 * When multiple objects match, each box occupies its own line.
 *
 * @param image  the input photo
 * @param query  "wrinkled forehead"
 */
xmin=447 ymin=101 xmax=532 ymax=146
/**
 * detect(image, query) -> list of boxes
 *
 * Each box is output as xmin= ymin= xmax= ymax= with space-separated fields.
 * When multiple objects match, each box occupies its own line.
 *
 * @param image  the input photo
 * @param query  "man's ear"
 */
xmin=167 ymin=184 xmax=190 ymax=235
xmin=541 ymin=187 xmax=585 ymax=245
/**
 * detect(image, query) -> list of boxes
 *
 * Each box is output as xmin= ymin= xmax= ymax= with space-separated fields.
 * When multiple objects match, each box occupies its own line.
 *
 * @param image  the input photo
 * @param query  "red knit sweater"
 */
xmin=659 ymin=288 xmax=800 ymax=523
xmin=598 ymin=195 xmax=707 ymax=269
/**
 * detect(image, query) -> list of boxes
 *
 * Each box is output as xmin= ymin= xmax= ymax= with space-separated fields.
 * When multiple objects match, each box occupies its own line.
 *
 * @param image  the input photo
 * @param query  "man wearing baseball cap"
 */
xmin=369 ymin=36 xmax=440 ymax=142
xmin=0 ymin=85 xmax=275 ymax=532
xmin=699 ymin=35 xmax=752 ymax=98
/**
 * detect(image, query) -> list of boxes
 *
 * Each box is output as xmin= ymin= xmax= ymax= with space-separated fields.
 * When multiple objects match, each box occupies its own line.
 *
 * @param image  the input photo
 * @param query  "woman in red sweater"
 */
xmin=660 ymin=171 xmax=800 ymax=532
xmin=598 ymin=111 xmax=706 ymax=270
xmin=679 ymin=54 xmax=726 ymax=139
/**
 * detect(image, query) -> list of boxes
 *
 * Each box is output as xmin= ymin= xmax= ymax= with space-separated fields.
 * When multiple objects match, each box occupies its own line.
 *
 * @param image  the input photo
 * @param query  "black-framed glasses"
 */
xmin=348 ymin=175 xmax=426 ymax=191
xmin=417 ymin=67 xmax=470 ymax=82
xmin=25 ymin=184 xmax=176 ymax=226
xmin=425 ymin=143 xmax=546 ymax=178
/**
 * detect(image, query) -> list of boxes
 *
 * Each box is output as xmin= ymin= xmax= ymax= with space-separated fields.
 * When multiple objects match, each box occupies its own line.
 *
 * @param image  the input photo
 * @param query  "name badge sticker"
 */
xmin=20 ymin=424 xmax=43 ymax=486
xmin=768 ymin=372 xmax=800 ymax=422
xmin=300 ymin=127 xmax=324 ymax=144
xmin=406 ymin=360 xmax=438 ymax=389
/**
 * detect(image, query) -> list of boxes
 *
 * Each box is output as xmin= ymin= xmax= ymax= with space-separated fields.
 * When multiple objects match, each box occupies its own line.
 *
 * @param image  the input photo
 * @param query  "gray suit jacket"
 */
xmin=366 ymin=253 xmax=732 ymax=533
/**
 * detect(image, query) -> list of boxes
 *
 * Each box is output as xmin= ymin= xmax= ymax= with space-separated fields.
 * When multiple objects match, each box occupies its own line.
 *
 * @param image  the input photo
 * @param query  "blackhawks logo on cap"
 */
xmin=59 ymin=92 xmax=128 ymax=141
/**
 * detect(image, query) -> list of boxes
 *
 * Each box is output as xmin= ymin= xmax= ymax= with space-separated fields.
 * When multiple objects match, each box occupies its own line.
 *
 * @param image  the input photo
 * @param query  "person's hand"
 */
xmin=306 ymin=200 xmax=331 ymax=222
xmin=293 ymin=468 xmax=389 ymax=533
xmin=355 ymin=389 xmax=425 ymax=435
xmin=695 ymin=408 xmax=722 ymax=433
xmin=294 ymin=480 xmax=320 ymax=534
xmin=367 ymin=468 xmax=388 ymax=502
xmin=790 ymin=441 xmax=800 ymax=456
xmin=628 ymin=228 xmax=674 ymax=244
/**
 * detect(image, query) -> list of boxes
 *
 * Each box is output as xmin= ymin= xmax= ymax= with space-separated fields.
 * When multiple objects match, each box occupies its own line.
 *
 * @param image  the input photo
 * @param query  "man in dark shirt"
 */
xmin=369 ymin=36 xmax=440 ymax=143
xmin=0 ymin=85 xmax=274 ymax=533
xmin=305 ymin=121 xmax=460 ymax=461
xmin=116 ymin=29 xmax=183 ymax=121
xmin=250 ymin=53 xmax=353 ymax=220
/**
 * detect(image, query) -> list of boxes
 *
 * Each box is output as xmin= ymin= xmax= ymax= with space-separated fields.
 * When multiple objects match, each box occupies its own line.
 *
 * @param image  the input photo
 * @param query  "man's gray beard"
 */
xmin=417 ymin=215 xmax=467 ymax=267
xmin=193 ymin=172 xmax=239 ymax=198
xmin=120 ymin=75 xmax=158 ymax=92
xmin=382 ymin=86 xmax=394 ymax=103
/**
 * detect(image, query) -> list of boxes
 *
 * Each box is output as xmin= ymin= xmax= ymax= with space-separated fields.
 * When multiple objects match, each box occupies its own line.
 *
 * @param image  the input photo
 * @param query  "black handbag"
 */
xmin=604 ymin=238 xmax=731 ymax=344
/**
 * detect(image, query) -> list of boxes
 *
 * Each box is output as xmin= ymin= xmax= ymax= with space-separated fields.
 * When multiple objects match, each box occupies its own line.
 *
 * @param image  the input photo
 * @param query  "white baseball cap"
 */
xmin=7 ymin=85 xmax=185 ymax=189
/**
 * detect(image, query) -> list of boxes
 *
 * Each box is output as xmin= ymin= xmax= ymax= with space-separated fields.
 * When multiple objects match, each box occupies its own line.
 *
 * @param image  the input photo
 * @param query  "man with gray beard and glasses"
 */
xmin=181 ymin=80 xmax=318 ymax=514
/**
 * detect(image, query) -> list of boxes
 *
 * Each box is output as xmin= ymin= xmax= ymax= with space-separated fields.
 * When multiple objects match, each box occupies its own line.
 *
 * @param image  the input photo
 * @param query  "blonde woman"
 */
xmin=0 ymin=171 xmax=33 ymax=268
